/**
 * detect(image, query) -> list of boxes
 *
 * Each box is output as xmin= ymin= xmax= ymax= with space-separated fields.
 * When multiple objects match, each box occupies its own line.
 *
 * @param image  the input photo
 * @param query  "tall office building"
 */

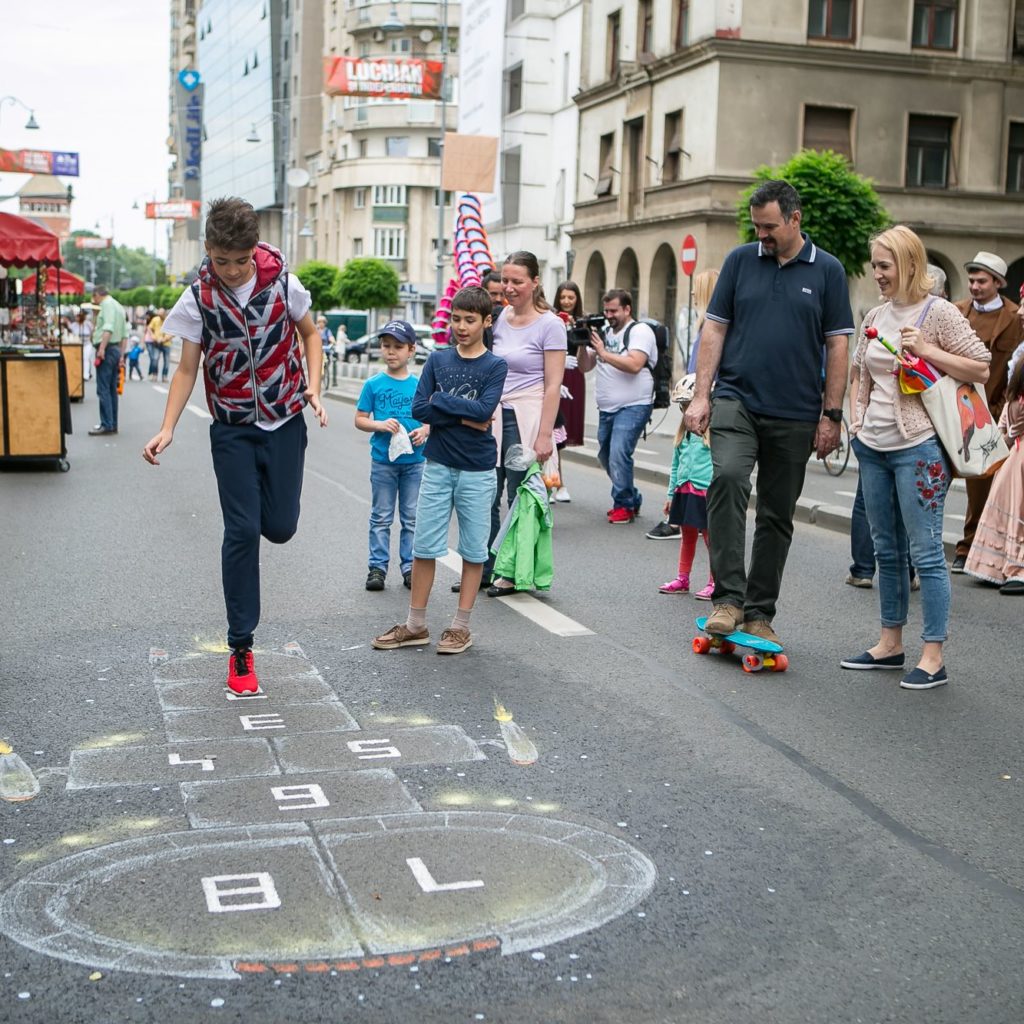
xmin=167 ymin=0 xmax=202 ymax=279
xmin=486 ymin=1 xmax=586 ymax=300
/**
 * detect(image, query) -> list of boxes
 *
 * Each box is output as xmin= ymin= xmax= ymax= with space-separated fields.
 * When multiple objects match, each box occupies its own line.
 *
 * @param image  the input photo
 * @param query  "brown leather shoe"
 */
xmin=744 ymin=619 xmax=782 ymax=646
xmin=371 ymin=624 xmax=430 ymax=650
xmin=704 ymin=603 xmax=743 ymax=635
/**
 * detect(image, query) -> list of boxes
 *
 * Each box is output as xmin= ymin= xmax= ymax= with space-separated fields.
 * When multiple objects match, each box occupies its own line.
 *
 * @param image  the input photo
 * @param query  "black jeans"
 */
xmin=485 ymin=408 xmax=526 ymax=580
xmin=707 ymin=399 xmax=816 ymax=621
xmin=209 ymin=414 xmax=308 ymax=649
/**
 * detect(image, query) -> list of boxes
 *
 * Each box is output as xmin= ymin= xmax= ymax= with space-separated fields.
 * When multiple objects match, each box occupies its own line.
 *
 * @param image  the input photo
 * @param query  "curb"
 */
xmin=323 ymin=386 xmax=960 ymax=559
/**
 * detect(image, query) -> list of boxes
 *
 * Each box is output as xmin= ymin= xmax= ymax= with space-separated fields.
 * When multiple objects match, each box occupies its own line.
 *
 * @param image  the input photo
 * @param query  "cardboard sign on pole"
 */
xmin=441 ymin=133 xmax=499 ymax=194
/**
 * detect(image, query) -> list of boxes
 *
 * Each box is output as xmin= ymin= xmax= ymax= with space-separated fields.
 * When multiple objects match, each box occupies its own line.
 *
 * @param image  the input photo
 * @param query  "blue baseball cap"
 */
xmin=377 ymin=319 xmax=418 ymax=346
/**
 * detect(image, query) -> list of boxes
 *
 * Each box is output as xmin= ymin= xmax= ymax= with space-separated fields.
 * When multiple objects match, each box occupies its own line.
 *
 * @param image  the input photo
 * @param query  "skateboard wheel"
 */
xmin=692 ymin=636 xmax=711 ymax=655
xmin=772 ymin=653 xmax=789 ymax=672
xmin=742 ymin=653 xmax=763 ymax=673
xmin=720 ymin=640 xmax=735 ymax=655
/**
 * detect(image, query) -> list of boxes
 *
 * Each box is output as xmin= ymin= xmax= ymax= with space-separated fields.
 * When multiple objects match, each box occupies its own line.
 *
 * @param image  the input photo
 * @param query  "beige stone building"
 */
xmin=572 ymin=0 xmax=1024 ymax=361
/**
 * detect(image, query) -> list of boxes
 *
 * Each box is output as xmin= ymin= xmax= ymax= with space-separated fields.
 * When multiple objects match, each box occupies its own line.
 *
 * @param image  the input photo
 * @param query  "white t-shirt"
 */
xmin=163 ymin=272 xmax=312 ymax=343
xmin=595 ymin=320 xmax=657 ymax=413
xmin=163 ymin=271 xmax=312 ymax=432
xmin=858 ymin=297 xmax=936 ymax=452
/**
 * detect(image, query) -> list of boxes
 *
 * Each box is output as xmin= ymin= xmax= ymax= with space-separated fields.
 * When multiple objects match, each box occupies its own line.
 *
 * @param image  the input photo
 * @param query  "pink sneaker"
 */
xmin=695 ymin=580 xmax=715 ymax=601
xmin=659 ymin=576 xmax=690 ymax=594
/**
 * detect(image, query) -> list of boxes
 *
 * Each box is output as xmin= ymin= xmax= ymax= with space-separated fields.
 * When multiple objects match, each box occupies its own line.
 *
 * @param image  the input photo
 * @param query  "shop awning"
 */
xmin=19 ymin=268 xmax=86 ymax=294
xmin=0 ymin=211 xmax=62 ymax=267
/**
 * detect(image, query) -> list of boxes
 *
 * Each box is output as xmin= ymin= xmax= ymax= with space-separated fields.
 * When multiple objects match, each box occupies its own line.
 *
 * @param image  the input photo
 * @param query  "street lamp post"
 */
xmin=434 ymin=0 xmax=449 ymax=310
xmin=0 ymin=95 xmax=40 ymax=131
xmin=132 ymin=194 xmax=160 ymax=287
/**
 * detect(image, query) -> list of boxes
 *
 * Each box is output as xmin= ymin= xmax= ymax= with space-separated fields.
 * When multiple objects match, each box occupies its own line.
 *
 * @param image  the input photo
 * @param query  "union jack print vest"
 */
xmin=192 ymin=242 xmax=307 ymax=425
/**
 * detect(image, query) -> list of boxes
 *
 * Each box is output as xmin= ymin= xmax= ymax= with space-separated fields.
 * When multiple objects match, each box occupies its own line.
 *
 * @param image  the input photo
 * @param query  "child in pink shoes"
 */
xmin=658 ymin=375 xmax=714 ymax=601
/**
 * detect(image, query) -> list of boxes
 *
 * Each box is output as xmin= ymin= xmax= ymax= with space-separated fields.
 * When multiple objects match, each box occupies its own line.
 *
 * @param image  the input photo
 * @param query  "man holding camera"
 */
xmin=576 ymin=289 xmax=657 ymax=524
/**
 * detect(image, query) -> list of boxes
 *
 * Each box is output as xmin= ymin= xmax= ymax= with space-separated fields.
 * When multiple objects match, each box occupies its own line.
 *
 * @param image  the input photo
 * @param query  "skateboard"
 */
xmin=693 ymin=616 xmax=789 ymax=673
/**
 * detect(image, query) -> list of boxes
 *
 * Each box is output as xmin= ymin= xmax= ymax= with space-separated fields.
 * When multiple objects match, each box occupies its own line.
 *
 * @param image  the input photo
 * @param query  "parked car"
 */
xmin=347 ymin=324 xmax=440 ymax=363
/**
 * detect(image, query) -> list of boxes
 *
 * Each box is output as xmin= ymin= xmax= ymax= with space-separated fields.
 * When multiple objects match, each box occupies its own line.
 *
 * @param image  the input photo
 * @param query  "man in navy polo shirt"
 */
xmin=685 ymin=180 xmax=853 ymax=645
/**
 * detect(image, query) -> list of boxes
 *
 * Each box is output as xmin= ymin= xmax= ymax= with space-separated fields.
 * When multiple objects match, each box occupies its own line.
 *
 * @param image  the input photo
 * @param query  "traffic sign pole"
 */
xmin=679 ymin=234 xmax=698 ymax=370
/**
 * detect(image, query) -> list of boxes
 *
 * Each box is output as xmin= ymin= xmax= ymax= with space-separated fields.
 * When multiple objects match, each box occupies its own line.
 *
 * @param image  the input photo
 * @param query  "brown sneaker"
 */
xmin=436 ymin=627 xmax=472 ymax=654
xmin=372 ymin=624 xmax=430 ymax=650
xmin=704 ymin=603 xmax=743 ymax=635
xmin=744 ymin=619 xmax=782 ymax=646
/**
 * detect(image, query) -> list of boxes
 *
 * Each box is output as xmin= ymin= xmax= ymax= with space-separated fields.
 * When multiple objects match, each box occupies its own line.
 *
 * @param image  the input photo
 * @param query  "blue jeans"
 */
xmin=597 ymin=403 xmax=652 ymax=511
xmin=369 ymin=459 xmax=424 ymax=575
xmin=852 ymin=436 xmax=950 ymax=643
xmin=850 ymin=476 xmax=916 ymax=581
xmin=96 ymin=345 xmax=121 ymax=430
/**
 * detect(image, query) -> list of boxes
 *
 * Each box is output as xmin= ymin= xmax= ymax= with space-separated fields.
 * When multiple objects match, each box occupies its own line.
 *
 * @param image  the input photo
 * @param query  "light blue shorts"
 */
xmin=413 ymin=461 xmax=497 ymax=564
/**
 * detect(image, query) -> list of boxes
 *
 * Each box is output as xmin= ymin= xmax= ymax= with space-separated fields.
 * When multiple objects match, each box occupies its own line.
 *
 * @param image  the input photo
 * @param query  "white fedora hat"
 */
xmin=964 ymin=251 xmax=1008 ymax=286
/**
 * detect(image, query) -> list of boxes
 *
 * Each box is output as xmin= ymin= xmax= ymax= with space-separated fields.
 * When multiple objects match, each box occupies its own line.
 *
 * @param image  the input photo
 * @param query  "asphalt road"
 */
xmin=0 ymin=377 xmax=1021 ymax=1024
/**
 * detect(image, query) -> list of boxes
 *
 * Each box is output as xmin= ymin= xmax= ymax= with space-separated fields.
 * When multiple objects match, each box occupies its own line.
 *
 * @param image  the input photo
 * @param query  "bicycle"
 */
xmin=822 ymin=414 xmax=851 ymax=477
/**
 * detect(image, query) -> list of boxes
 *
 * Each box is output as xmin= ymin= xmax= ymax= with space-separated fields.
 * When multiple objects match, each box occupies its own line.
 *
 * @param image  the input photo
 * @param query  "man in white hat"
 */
xmin=951 ymin=250 xmax=1023 ymax=572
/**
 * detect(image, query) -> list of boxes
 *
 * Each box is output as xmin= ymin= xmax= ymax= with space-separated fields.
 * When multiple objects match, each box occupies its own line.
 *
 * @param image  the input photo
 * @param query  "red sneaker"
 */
xmin=608 ymin=507 xmax=635 ymax=524
xmin=227 ymin=647 xmax=260 ymax=695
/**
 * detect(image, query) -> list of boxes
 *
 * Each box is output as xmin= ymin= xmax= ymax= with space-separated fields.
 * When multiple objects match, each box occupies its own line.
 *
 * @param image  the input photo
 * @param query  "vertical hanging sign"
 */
xmin=175 ymin=70 xmax=203 ymax=240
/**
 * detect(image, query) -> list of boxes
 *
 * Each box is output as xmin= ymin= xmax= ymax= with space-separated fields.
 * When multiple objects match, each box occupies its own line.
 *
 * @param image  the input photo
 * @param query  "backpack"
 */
xmin=623 ymin=318 xmax=672 ymax=410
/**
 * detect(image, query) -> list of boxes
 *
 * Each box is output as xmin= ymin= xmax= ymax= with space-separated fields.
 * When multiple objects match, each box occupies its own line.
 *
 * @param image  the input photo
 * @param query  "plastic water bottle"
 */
xmin=493 ymin=701 xmax=538 ymax=766
xmin=0 ymin=741 xmax=40 ymax=802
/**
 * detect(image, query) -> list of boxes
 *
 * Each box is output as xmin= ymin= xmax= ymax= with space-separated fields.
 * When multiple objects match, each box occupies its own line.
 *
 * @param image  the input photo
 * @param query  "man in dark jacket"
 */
xmin=951 ymin=251 xmax=1023 ymax=572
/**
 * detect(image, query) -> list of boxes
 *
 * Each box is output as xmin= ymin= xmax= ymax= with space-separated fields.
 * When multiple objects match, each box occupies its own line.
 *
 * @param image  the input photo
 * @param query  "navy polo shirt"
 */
xmin=705 ymin=235 xmax=854 ymax=422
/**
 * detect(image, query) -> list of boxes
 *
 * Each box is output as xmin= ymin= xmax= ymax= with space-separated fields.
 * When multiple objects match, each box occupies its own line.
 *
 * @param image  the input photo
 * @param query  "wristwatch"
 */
xmin=822 ymin=408 xmax=843 ymax=423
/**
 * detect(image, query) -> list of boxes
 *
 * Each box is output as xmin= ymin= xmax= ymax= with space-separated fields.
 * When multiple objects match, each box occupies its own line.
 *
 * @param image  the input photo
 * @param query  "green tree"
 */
xmin=294 ymin=260 xmax=341 ymax=313
xmin=737 ymin=150 xmax=891 ymax=278
xmin=335 ymin=257 xmax=400 ymax=311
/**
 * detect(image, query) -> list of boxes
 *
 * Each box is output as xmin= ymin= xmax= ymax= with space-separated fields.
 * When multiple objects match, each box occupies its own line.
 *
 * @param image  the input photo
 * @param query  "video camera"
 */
xmin=566 ymin=314 xmax=607 ymax=354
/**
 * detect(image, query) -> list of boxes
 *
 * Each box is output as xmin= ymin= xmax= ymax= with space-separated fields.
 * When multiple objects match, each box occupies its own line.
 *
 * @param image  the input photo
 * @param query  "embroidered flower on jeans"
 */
xmin=915 ymin=457 xmax=948 ymax=510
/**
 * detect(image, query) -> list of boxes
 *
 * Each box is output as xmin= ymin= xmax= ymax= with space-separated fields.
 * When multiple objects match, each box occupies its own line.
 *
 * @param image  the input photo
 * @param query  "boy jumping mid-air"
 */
xmin=143 ymin=196 xmax=328 ymax=694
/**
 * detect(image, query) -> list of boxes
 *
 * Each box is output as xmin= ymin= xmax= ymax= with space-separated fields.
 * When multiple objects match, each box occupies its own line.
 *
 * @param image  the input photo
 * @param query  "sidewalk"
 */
xmin=320 ymin=359 xmax=965 ymax=558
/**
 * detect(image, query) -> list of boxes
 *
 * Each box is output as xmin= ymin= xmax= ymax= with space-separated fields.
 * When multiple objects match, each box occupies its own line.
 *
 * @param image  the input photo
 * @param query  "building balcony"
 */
xmin=343 ymin=99 xmax=447 ymax=132
xmin=345 ymin=1 xmax=461 ymax=37
xmin=372 ymin=205 xmax=408 ymax=223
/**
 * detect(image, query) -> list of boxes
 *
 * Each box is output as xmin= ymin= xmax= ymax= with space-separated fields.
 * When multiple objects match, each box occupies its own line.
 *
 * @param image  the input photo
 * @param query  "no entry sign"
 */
xmin=680 ymin=234 xmax=698 ymax=276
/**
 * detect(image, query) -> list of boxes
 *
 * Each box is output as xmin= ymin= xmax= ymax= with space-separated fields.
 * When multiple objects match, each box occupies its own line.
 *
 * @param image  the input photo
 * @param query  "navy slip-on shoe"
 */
xmin=840 ymin=651 xmax=906 ymax=671
xmin=900 ymin=666 xmax=948 ymax=690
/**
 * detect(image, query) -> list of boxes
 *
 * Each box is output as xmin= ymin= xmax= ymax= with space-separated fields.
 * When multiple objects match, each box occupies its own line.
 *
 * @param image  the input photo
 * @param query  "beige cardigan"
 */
xmin=851 ymin=298 xmax=991 ymax=439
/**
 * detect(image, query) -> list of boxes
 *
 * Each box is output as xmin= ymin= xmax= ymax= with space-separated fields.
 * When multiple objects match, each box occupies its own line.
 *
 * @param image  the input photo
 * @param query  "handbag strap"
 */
xmin=914 ymin=296 xmax=938 ymax=329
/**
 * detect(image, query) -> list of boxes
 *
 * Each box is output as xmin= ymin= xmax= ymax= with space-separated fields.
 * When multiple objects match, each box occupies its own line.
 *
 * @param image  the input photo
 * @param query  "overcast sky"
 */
xmin=1 ymin=4 xmax=171 ymax=257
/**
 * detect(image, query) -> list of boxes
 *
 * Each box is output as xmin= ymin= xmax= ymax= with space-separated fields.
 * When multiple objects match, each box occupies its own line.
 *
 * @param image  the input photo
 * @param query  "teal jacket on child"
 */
xmin=668 ymin=431 xmax=713 ymax=495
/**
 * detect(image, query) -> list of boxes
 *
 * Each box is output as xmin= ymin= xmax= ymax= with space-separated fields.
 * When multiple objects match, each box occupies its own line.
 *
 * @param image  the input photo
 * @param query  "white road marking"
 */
xmin=185 ymin=404 xmax=212 ymax=420
xmin=834 ymin=490 xmax=857 ymax=499
xmin=439 ymin=551 xmax=594 ymax=636
xmin=153 ymin=385 xmax=168 ymax=394
xmin=947 ymin=513 xmax=965 ymax=521
xmin=499 ymin=593 xmax=596 ymax=637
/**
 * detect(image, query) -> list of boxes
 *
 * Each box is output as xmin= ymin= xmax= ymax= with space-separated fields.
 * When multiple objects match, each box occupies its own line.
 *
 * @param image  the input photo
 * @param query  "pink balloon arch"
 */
xmin=431 ymin=193 xmax=496 ymax=346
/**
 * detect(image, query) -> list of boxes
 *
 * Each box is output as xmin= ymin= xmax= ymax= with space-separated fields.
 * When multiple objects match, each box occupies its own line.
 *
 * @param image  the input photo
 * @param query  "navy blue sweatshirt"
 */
xmin=411 ymin=347 xmax=508 ymax=471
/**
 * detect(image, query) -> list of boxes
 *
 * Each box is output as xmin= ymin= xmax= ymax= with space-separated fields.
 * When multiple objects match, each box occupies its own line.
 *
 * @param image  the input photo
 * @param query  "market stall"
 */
xmin=19 ymin=267 xmax=88 ymax=400
xmin=0 ymin=212 xmax=72 ymax=471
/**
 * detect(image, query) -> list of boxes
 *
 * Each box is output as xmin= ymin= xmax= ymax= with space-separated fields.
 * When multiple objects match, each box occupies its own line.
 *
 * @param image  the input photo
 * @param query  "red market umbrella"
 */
xmin=0 ymin=211 xmax=61 ymax=267
xmin=19 ymin=268 xmax=86 ymax=294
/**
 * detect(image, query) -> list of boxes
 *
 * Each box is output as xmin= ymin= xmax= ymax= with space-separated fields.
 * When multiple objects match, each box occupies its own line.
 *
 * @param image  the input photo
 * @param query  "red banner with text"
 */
xmin=324 ymin=56 xmax=443 ymax=100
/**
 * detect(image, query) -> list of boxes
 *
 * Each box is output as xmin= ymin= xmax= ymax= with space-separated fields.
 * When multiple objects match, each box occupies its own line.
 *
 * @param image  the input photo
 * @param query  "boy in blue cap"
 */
xmin=355 ymin=319 xmax=429 ymax=591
